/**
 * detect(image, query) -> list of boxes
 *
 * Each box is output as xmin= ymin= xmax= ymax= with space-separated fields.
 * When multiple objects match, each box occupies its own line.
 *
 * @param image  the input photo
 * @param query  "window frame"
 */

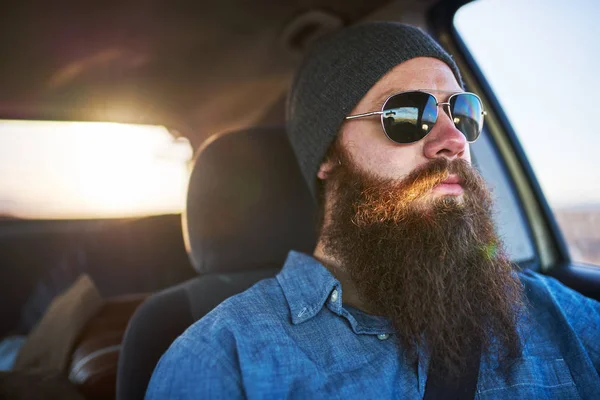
xmin=427 ymin=0 xmax=570 ymax=273
xmin=426 ymin=0 xmax=600 ymax=301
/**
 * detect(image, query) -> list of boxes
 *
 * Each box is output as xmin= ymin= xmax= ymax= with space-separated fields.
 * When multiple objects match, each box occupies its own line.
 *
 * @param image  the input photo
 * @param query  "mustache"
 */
xmin=352 ymin=157 xmax=484 ymax=226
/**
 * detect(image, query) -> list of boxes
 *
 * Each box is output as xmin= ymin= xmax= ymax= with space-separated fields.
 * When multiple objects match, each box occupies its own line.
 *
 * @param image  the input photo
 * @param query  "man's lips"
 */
xmin=433 ymin=174 xmax=463 ymax=195
xmin=440 ymin=174 xmax=461 ymax=185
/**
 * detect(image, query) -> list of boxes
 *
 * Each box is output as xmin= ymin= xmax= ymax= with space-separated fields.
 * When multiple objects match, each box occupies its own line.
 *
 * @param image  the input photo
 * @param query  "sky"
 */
xmin=455 ymin=0 xmax=600 ymax=208
xmin=0 ymin=0 xmax=598 ymax=219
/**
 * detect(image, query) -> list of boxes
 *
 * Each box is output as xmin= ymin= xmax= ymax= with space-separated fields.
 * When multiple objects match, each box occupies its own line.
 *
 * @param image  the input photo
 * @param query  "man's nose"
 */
xmin=422 ymin=111 xmax=468 ymax=160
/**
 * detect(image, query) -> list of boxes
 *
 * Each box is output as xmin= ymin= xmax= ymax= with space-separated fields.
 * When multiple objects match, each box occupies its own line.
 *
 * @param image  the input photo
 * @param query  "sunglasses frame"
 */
xmin=345 ymin=90 xmax=487 ymax=144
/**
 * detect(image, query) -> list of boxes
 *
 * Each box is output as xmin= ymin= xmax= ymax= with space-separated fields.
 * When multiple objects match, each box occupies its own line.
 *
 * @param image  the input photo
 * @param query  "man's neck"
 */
xmin=313 ymin=241 xmax=375 ymax=314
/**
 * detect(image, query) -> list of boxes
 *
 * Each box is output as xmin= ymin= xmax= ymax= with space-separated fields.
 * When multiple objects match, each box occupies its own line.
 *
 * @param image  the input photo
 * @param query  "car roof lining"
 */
xmin=0 ymin=0 xmax=439 ymax=146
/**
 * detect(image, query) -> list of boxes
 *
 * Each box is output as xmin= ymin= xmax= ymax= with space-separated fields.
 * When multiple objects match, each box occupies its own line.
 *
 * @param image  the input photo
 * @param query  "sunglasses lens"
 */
xmin=381 ymin=92 xmax=437 ymax=144
xmin=449 ymin=93 xmax=484 ymax=141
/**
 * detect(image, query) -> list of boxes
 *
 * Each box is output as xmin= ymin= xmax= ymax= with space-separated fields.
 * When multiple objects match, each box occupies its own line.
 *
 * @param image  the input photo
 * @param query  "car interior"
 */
xmin=1 ymin=0 xmax=599 ymax=399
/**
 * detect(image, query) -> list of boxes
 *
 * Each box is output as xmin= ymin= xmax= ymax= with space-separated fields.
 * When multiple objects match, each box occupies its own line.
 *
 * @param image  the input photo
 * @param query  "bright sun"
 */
xmin=0 ymin=120 xmax=193 ymax=219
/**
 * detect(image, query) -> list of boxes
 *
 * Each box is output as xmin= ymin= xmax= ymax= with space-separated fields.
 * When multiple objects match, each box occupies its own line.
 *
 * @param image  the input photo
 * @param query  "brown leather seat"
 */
xmin=68 ymin=294 xmax=147 ymax=400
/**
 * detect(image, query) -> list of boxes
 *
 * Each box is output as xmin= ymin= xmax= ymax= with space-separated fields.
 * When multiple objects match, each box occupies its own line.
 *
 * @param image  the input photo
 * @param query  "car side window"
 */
xmin=471 ymin=127 xmax=535 ymax=265
xmin=455 ymin=0 xmax=600 ymax=267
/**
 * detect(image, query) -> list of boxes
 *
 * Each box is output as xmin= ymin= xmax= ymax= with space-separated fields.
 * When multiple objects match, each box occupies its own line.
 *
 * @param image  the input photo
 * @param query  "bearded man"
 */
xmin=146 ymin=22 xmax=600 ymax=399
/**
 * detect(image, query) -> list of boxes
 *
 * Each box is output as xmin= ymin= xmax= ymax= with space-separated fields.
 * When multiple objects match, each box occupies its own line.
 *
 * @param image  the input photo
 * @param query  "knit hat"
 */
xmin=285 ymin=21 xmax=463 ymax=199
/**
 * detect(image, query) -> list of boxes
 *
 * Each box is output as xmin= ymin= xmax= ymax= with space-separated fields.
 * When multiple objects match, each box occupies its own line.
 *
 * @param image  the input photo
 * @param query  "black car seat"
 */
xmin=116 ymin=126 xmax=317 ymax=400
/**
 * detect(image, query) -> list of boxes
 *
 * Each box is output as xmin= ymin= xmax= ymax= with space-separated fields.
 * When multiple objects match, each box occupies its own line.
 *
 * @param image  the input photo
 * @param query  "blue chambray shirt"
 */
xmin=146 ymin=251 xmax=600 ymax=399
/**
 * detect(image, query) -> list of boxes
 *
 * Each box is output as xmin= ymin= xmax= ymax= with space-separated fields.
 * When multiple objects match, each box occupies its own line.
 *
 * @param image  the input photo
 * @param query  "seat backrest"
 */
xmin=116 ymin=269 xmax=277 ymax=400
xmin=117 ymin=126 xmax=316 ymax=400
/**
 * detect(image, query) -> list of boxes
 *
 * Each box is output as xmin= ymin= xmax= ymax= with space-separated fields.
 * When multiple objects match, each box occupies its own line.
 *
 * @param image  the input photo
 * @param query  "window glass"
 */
xmin=471 ymin=128 xmax=535 ymax=264
xmin=455 ymin=0 xmax=600 ymax=266
xmin=0 ymin=120 xmax=193 ymax=219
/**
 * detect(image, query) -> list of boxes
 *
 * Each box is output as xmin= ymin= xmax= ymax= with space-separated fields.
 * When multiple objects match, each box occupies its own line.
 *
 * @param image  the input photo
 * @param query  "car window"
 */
xmin=455 ymin=0 xmax=600 ymax=267
xmin=0 ymin=120 xmax=193 ymax=220
xmin=471 ymin=127 xmax=535 ymax=265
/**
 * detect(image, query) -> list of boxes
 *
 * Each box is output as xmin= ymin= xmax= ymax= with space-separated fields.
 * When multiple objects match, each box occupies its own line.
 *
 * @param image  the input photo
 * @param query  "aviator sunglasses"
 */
xmin=345 ymin=90 xmax=486 ymax=144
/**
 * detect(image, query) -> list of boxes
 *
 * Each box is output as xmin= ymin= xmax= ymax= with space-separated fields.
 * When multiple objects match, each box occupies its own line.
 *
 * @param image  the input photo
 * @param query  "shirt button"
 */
xmin=330 ymin=289 xmax=339 ymax=303
xmin=377 ymin=333 xmax=389 ymax=341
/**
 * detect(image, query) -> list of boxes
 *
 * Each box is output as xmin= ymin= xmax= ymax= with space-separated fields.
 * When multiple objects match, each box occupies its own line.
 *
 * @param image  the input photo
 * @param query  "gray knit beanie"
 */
xmin=285 ymin=21 xmax=463 ymax=199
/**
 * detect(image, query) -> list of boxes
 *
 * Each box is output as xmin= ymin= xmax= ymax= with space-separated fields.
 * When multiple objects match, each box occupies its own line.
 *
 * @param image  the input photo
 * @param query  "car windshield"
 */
xmin=0 ymin=120 xmax=193 ymax=220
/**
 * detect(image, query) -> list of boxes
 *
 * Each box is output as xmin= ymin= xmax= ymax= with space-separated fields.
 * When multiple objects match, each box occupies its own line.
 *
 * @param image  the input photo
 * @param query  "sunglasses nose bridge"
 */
xmin=436 ymin=101 xmax=453 ymax=120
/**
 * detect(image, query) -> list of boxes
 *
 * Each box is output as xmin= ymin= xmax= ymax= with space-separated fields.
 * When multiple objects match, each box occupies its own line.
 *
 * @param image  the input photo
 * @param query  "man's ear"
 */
xmin=317 ymin=158 xmax=337 ymax=180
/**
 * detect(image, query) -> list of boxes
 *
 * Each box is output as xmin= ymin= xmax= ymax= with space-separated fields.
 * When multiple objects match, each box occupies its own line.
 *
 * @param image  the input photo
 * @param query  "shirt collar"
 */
xmin=276 ymin=251 xmax=341 ymax=325
xmin=276 ymin=251 xmax=395 ymax=336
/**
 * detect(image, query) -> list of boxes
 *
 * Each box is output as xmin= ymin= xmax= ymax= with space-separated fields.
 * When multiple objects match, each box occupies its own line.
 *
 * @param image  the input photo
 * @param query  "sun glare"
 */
xmin=0 ymin=120 xmax=193 ymax=219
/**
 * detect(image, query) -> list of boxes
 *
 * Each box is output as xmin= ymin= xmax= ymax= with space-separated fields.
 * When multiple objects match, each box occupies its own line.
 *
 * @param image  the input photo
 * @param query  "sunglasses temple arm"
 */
xmin=345 ymin=111 xmax=384 ymax=120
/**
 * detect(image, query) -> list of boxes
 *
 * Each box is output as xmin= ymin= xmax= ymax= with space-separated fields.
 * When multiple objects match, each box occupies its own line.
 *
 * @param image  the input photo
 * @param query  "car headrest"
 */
xmin=183 ymin=127 xmax=317 ymax=274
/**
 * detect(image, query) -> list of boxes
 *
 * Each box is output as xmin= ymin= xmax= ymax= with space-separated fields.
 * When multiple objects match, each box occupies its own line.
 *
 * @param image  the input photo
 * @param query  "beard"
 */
xmin=318 ymin=144 xmax=524 ymax=379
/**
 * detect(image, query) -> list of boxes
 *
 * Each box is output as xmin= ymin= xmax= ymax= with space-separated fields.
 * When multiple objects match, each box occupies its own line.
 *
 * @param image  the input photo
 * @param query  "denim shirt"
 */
xmin=146 ymin=251 xmax=600 ymax=399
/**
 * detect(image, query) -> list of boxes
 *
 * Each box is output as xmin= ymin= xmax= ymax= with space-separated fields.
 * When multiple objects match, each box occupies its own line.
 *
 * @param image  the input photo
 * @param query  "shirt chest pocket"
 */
xmin=476 ymin=357 xmax=580 ymax=400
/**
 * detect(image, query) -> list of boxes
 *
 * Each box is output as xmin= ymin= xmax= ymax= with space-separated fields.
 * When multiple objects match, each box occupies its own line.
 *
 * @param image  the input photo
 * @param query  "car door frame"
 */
xmin=427 ymin=0 xmax=600 ymax=300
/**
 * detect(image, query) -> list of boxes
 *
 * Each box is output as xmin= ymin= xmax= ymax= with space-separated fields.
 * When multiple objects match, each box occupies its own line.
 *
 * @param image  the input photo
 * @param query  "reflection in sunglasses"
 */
xmin=384 ymin=107 xmax=418 ymax=125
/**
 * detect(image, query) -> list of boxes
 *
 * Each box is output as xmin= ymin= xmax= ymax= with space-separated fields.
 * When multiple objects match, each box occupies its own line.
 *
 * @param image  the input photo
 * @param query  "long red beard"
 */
xmin=319 ymin=146 xmax=524 ymax=379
